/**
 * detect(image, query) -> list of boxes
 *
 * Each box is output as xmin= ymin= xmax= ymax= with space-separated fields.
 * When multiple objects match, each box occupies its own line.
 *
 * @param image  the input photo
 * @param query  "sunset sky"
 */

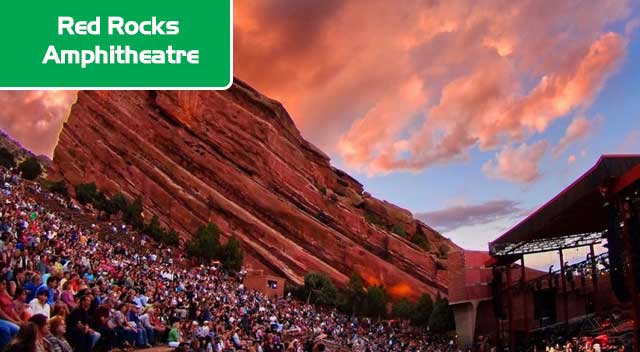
xmin=1 ymin=0 xmax=639 ymax=259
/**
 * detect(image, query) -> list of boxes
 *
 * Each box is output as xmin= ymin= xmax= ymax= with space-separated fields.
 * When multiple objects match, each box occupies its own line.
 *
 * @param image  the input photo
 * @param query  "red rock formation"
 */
xmin=50 ymin=80 xmax=459 ymax=299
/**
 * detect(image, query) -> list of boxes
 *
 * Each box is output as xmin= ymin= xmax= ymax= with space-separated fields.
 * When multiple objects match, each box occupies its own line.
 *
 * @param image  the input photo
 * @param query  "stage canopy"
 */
xmin=490 ymin=155 xmax=640 ymax=257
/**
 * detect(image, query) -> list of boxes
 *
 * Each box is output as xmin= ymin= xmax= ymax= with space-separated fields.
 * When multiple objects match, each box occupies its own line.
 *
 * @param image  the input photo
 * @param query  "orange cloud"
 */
xmin=234 ymin=0 xmax=631 ymax=178
xmin=345 ymin=31 xmax=625 ymax=174
xmin=483 ymin=141 xmax=549 ymax=183
xmin=0 ymin=91 xmax=76 ymax=156
xmin=553 ymin=115 xmax=601 ymax=156
xmin=0 ymin=0 xmax=633 ymax=171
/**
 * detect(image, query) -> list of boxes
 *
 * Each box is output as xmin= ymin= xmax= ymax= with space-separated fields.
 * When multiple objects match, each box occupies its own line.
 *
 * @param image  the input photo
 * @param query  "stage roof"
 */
xmin=490 ymin=155 xmax=640 ymax=253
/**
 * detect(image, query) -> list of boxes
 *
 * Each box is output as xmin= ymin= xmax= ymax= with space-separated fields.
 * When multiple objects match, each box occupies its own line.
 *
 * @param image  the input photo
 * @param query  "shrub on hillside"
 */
xmin=186 ymin=222 xmax=222 ymax=262
xmin=221 ymin=235 xmax=244 ymax=272
xmin=391 ymin=224 xmax=407 ymax=237
xmin=365 ymin=285 xmax=388 ymax=318
xmin=392 ymin=298 xmax=413 ymax=320
xmin=145 ymin=215 xmax=165 ymax=240
xmin=163 ymin=228 xmax=180 ymax=246
xmin=303 ymin=272 xmax=337 ymax=306
xmin=123 ymin=197 xmax=144 ymax=231
xmin=428 ymin=293 xmax=455 ymax=333
xmin=411 ymin=227 xmax=431 ymax=251
xmin=438 ymin=244 xmax=450 ymax=259
xmin=75 ymin=182 xmax=98 ymax=205
xmin=109 ymin=192 xmax=129 ymax=214
xmin=18 ymin=157 xmax=42 ymax=180
xmin=43 ymin=180 xmax=68 ymax=197
xmin=0 ymin=148 xmax=16 ymax=169
xmin=340 ymin=272 xmax=366 ymax=315
xmin=411 ymin=293 xmax=434 ymax=327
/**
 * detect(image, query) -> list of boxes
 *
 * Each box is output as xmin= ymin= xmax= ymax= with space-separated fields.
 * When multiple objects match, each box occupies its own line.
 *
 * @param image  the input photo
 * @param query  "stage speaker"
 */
xmin=533 ymin=288 xmax=557 ymax=323
xmin=628 ymin=209 xmax=640 ymax=290
xmin=606 ymin=205 xmax=630 ymax=302
xmin=491 ymin=267 xmax=505 ymax=319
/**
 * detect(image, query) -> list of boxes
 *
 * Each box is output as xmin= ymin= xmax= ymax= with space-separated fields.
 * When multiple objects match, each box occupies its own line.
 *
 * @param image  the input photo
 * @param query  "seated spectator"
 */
xmin=0 ymin=278 xmax=21 ymax=350
xmin=0 ymin=279 xmax=23 ymax=324
xmin=91 ymin=305 xmax=119 ymax=352
xmin=139 ymin=306 xmax=159 ymax=345
xmin=4 ymin=321 xmax=38 ymax=352
xmin=12 ymin=288 xmax=31 ymax=321
xmin=38 ymin=276 xmax=59 ymax=306
xmin=29 ymin=288 xmax=50 ymax=318
xmin=66 ymin=294 xmax=100 ymax=352
xmin=51 ymin=300 xmax=69 ymax=319
xmin=46 ymin=316 xmax=73 ymax=352
xmin=148 ymin=307 xmax=169 ymax=342
xmin=168 ymin=322 xmax=182 ymax=348
xmin=28 ymin=313 xmax=50 ymax=351
xmin=0 ymin=317 xmax=20 ymax=350
xmin=59 ymin=282 xmax=76 ymax=310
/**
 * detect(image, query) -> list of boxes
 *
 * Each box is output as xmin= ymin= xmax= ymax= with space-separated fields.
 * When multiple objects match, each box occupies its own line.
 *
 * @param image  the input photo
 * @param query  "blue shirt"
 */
xmin=23 ymin=281 xmax=37 ymax=302
xmin=37 ymin=283 xmax=55 ymax=305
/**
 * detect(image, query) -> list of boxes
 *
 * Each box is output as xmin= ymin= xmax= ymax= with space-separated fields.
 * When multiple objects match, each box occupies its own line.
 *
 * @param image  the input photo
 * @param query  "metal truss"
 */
xmin=508 ymin=252 xmax=610 ymax=292
xmin=490 ymin=231 xmax=605 ymax=257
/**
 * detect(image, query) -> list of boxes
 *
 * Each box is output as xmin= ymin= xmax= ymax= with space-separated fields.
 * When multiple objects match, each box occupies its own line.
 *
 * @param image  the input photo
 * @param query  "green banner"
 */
xmin=0 ymin=0 xmax=232 ymax=89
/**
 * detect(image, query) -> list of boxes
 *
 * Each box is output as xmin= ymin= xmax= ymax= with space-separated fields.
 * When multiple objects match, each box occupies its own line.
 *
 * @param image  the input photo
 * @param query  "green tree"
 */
xmin=44 ymin=180 xmax=68 ymax=196
xmin=428 ymin=293 xmax=455 ymax=333
xmin=221 ymin=235 xmax=244 ymax=272
xmin=110 ymin=192 xmax=129 ymax=214
xmin=163 ymin=228 xmax=180 ymax=246
xmin=438 ymin=244 xmax=450 ymax=259
xmin=364 ymin=285 xmax=388 ymax=319
xmin=75 ymin=182 xmax=98 ymax=205
xmin=303 ymin=272 xmax=337 ymax=306
xmin=392 ymin=298 xmax=413 ymax=320
xmin=185 ymin=222 xmax=222 ymax=262
xmin=411 ymin=293 xmax=434 ymax=327
xmin=364 ymin=210 xmax=385 ymax=227
xmin=339 ymin=272 xmax=367 ymax=316
xmin=124 ymin=196 xmax=144 ymax=230
xmin=411 ymin=227 xmax=431 ymax=251
xmin=101 ymin=195 xmax=121 ymax=217
xmin=391 ymin=224 xmax=407 ymax=237
xmin=18 ymin=157 xmax=42 ymax=180
xmin=145 ymin=215 xmax=165 ymax=241
xmin=92 ymin=191 xmax=108 ymax=211
xmin=0 ymin=148 xmax=16 ymax=169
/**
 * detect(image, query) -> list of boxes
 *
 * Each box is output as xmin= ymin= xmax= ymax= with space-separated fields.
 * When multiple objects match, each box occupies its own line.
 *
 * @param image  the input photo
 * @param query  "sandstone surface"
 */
xmin=50 ymin=81 xmax=460 ymax=298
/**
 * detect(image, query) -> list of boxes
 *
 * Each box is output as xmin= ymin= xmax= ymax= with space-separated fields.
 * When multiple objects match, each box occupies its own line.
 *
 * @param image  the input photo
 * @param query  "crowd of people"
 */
xmin=526 ymin=333 xmax=631 ymax=352
xmin=0 ymin=166 xmax=464 ymax=352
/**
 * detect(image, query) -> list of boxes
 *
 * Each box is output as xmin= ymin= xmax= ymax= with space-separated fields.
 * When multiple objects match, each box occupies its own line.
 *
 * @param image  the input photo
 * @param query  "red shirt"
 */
xmin=0 ymin=292 xmax=19 ymax=321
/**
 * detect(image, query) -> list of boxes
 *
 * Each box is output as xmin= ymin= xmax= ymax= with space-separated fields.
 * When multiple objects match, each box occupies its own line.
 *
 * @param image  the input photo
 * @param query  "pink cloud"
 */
xmin=415 ymin=199 xmax=525 ymax=232
xmin=482 ymin=141 xmax=549 ymax=183
xmin=0 ymin=0 xmax=633 ymax=170
xmin=0 ymin=91 xmax=76 ymax=156
xmin=616 ymin=128 xmax=640 ymax=153
xmin=347 ymin=31 xmax=625 ymax=174
xmin=553 ymin=115 xmax=601 ymax=156
xmin=236 ymin=1 xmax=632 ymax=179
xmin=568 ymin=155 xmax=577 ymax=164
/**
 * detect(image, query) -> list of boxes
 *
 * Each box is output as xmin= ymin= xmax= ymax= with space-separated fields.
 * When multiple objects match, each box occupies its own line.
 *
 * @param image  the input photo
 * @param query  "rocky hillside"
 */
xmin=0 ymin=130 xmax=51 ymax=167
xmin=49 ymin=80 xmax=459 ymax=298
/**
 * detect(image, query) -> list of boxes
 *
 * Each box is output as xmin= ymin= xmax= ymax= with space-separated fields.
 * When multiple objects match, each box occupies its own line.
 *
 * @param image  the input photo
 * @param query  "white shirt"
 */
xmin=29 ymin=298 xmax=50 ymax=318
